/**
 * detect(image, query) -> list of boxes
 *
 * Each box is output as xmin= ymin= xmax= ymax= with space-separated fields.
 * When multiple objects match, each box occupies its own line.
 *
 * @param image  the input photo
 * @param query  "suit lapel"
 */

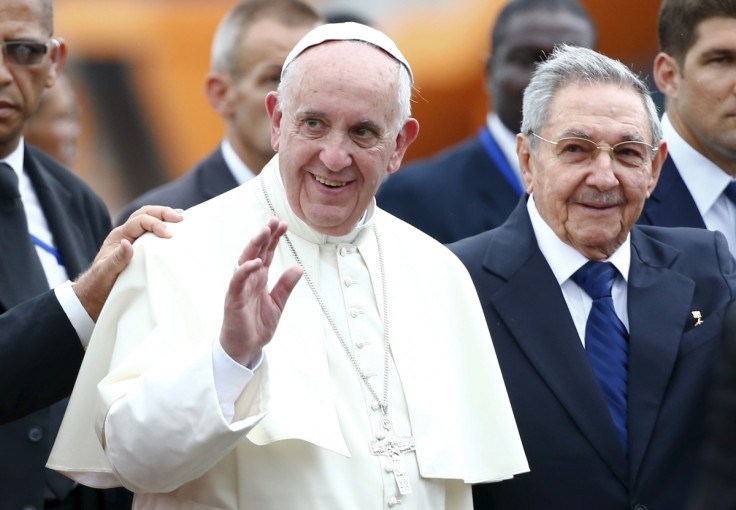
xmin=198 ymin=148 xmax=240 ymax=201
xmin=483 ymin=200 xmax=628 ymax=484
xmin=639 ymin=155 xmax=705 ymax=228
xmin=23 ymin=148 xmax=88 ymax=279
xmin=626 ymin=229 xmax=693 ymax=484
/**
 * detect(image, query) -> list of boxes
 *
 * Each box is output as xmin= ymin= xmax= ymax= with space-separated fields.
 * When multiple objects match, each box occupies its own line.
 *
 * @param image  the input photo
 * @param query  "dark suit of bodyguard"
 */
xmin=450 ymin=45 xmax=736 ymax=510
xmin=0 ymin=0 xmax=129 ymax=507
xmin=0 ymin=145 xmax=113 ymax=510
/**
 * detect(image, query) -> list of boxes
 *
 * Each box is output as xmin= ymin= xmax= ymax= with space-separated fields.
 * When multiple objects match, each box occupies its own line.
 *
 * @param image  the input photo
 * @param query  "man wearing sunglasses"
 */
xmin=0 ymin=1 xmax=161 ymax=509
xmin=450 ymin=45 xmax=736 ymax=510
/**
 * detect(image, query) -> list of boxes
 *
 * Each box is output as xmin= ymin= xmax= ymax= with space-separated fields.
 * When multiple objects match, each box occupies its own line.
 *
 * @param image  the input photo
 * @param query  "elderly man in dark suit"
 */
xmin=450 ymin=44 xmax=736 ymax=510
xmin=376 ymin=0 xmax=597 ymax=243
xmin=117 ymin=0 xmax=322 ymax=222
xmin=0 ymin=0 xmax=182 ymax=508
xmin=638 ymin=0 xmax=736 ymax=258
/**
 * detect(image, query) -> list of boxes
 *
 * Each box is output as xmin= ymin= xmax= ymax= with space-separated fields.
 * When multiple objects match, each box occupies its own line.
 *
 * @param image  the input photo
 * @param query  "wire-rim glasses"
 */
xmin=530 ymin=131 xmax=658 ymax=168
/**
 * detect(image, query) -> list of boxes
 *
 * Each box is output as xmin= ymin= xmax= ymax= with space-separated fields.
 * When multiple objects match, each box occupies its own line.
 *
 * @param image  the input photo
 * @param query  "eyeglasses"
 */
xmin=530 ymin=132 xmax=658 ymax=168
xmin=0 ymin=40 xmax=52 ymax=67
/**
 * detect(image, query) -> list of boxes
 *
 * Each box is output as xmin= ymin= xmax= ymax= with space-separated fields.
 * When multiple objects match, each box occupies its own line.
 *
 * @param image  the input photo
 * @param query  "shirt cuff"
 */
xmin=55 ymin=280 xmax=94 ymax=349
xmin=212 ymin=339 xmax=262 ymax=423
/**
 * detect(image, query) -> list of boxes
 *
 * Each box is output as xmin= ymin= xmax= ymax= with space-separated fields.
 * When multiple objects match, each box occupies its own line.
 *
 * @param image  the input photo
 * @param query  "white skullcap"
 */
xmin=281 ymin=22 xmax=413 ymax=84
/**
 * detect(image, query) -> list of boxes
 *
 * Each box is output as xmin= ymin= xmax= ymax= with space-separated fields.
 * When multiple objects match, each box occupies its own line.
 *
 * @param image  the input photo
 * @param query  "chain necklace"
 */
xmin=261 ymin=177 xmax=391 ymax=417
xmin=261 ymin=175 xmax=418 ymax=495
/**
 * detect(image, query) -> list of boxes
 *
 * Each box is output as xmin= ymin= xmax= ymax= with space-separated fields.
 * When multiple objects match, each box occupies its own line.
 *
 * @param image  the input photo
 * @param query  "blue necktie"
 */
xmin=572 ymin=261 xmax=629 ymax=453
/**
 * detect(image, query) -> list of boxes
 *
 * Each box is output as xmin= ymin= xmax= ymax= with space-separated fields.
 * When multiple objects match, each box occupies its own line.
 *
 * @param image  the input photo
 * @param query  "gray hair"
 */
xmin=521 ymin=44 xmax=662 ymax=153
xmin=278 ymin=40 xmax=413 ymax=133
xmin=210 ymin=0 xmax=321 ymax=76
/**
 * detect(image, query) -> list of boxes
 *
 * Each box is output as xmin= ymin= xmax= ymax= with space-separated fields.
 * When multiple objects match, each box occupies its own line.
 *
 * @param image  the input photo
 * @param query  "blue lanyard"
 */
xmin=31 ymin=234 xmax=63 ymax=266
xmin=477 ymin=126 xmax=524 ymax=197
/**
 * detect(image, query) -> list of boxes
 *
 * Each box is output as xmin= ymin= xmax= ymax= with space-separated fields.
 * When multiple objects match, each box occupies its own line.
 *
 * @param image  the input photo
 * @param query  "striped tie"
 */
xmin=572 ymin=261 xmax=629 ymax=453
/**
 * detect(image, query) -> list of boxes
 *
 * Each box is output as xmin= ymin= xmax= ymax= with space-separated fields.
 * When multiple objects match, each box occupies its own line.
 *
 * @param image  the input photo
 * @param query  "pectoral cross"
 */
xmin=370 ymin=417 xmax=416 ymax=495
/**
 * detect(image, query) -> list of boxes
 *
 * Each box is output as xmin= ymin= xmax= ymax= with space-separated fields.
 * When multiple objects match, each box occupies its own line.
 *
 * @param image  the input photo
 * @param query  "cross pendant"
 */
xmin=369 ymin=417 xmax=416 ymax=495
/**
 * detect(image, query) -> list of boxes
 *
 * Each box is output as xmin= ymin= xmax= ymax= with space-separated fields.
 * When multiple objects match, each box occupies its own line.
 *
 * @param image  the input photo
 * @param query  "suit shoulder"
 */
xmin=635 ymin=224 xmax=722 ymax=247
xmin=447 ymin=228 xmax=496 ymax=261
xmin=26 ymin=145 xmax=107 ymax=211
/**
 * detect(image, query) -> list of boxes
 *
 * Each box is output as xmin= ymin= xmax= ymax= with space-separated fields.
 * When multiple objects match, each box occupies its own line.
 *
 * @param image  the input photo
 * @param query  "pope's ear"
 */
xmin=386 ymin=118 xmax=419 ymax=175
xmin=266 ymin=91 xmax=282 ymax=152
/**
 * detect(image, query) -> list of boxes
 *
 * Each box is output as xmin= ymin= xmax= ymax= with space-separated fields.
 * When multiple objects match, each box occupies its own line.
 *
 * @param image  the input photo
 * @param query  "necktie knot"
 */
xmin=572 ymin=261 xmax=617 ymax=300
xmin=0 ymin=162 xmax=20 ymax=200
xmin=723 ymin=180 xmax=736 ymax=206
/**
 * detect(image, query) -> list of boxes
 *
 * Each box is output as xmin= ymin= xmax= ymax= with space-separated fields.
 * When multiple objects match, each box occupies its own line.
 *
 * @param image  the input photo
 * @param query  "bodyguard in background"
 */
xmin=117 ymin=0 xmax=322 ymax=223
xmin=640 ymin=0 xmax=736 ymax=257
xmin=377 ymin=0 xmax=596 ymax=243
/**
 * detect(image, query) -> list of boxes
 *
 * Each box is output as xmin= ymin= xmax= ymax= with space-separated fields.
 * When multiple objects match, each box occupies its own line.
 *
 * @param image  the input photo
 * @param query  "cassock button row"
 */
xmin=388 ymin=496 xmax=401 ymax=507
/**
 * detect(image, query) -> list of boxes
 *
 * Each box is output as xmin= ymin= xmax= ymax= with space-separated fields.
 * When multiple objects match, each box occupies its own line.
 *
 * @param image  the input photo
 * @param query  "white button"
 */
xmin=388 ymin=497 xmax=401 ymax=507
xmin=350 ymin=307 xmax=364 ymax=318
xmin=375 ymin=431 xmax=386 ymax=440
xmin=384 ymin=463 xmax=394 ymax=473
xmin=356 ymin=339 xmax=369 ymax=348
xmin=344 ymin=277 xmax=354 ymax=287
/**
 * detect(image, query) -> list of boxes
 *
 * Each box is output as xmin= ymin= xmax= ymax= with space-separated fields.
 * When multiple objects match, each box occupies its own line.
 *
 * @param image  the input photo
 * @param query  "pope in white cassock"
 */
xmin=49 ymin=22 xmax=528 ymax=509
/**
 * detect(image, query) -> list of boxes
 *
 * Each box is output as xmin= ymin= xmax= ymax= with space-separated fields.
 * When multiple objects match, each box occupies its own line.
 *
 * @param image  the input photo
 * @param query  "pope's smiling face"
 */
xmin=266 ymin=40 xmax=418 ymax=236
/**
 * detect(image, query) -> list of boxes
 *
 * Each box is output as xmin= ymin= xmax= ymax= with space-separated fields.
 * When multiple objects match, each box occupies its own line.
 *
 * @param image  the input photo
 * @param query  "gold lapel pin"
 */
xmin=691 ymin=310 xmax=703 ymax=327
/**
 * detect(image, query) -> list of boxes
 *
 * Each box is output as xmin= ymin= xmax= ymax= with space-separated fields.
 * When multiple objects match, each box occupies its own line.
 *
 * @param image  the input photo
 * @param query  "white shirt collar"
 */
xmin=487 ymin=112 xmax=521 ymax=178
xmin=526 ymin=194 xmax=631 ymax=285
xmin=662 ymin=112 xmax=732 ymax=215
xmin=221 ymin=139 xmax=256 ymax=186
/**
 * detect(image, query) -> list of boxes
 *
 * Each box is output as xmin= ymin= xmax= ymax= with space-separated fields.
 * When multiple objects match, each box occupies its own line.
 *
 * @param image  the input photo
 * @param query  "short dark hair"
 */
xmin=211 ymin=0 xmax=321 ymax=75
xmin=658 ymin=0 xmax=736 ymax=63
xmin=490 ymin=0 xmax=596 ymax=55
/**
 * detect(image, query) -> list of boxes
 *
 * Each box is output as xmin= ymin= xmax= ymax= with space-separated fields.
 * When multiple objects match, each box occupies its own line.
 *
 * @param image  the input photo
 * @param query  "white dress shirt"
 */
xmin=663 ymin=113 xmax=736 ymax=255
xmin=527 ymin=195 xmax=630 ymax=345
xmin=3 ymin=139 xmax=95 ymax=346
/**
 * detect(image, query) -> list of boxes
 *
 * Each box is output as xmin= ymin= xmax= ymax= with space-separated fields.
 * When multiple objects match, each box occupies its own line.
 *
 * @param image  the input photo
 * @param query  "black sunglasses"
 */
xmin=1 ymin=40 xmax=52 ymax=66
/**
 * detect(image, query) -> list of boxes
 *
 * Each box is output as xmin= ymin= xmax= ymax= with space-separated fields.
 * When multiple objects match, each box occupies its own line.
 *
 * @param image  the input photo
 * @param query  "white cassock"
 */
xmin=49 ymin=156 xmax=528 ymax=509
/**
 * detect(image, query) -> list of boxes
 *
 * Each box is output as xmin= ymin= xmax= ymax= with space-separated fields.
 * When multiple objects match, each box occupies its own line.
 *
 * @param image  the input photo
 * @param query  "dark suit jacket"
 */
xmin=689 ymin=300 xmax=736 ymax=510
xmin=376 ymin=134 xmax=520 ymax=244
xmin=450 ymin=197 xmax=736 ymax=510
xmin=0 ymin=290 xmax=81 ymax=425
xmin=638 ymin=154 xmax=706 ymax=228
xmin=0 ymin=145 xmax=126 ymax=509
xmin=116 ymin=147 xmax=237 ymax=225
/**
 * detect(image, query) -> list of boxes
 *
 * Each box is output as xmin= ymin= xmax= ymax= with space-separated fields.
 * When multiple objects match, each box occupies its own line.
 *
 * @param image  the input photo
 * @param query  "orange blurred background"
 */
xmin=54 ymin=0 xmax=661 ymax=217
